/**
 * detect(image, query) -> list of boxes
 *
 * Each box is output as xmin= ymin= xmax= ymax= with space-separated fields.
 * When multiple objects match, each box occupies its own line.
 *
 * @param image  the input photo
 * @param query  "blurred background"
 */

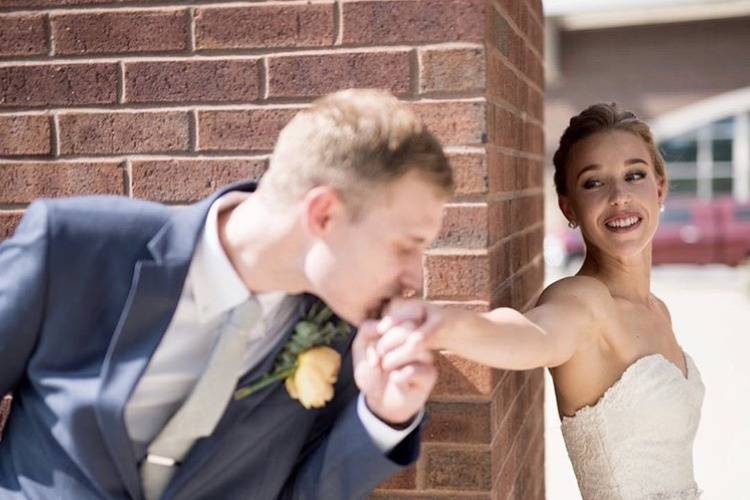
xmin=540 ymin=1 xmax=750 ymax=498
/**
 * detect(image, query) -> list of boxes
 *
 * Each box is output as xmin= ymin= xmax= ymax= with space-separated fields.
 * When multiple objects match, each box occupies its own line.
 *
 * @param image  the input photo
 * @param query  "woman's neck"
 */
xmin=578 ymin=247 xmax=653 ymax=306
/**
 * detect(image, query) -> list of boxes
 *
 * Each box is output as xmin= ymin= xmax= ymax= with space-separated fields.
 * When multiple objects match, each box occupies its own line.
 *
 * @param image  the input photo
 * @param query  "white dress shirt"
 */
xmin=125 ymin=192 xmax=420 ymax=453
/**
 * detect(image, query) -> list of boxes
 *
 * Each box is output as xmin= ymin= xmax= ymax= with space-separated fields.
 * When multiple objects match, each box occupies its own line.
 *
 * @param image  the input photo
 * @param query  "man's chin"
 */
xmin=324 ymin=298 xmax=390 ymax=327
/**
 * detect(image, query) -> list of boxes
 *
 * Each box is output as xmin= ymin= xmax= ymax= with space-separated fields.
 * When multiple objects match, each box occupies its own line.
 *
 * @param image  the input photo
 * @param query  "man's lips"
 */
xmin=366 ymin=298 xmax=391 ymax=321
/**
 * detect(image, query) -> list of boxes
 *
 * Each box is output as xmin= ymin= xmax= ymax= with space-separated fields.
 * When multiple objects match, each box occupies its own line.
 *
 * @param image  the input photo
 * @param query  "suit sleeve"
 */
xmin=0 ymin=201 xmax=50 ymax=396
xmin=278 ymin=346 xmax=422 ymax=500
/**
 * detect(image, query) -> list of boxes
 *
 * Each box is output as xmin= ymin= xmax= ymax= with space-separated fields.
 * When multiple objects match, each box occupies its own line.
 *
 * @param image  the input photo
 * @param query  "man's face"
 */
xmin=305 ymin=171 xmax=447 ymax=326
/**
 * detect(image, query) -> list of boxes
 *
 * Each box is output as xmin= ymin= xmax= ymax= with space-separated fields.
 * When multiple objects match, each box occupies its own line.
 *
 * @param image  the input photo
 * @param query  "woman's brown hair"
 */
xmin=553 ymin=103 xmax=667 ymax=196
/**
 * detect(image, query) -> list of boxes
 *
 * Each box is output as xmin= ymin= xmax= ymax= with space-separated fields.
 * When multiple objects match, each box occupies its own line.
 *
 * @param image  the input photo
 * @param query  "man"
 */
xmin=0 ymin=89 xmax=454 ymax=499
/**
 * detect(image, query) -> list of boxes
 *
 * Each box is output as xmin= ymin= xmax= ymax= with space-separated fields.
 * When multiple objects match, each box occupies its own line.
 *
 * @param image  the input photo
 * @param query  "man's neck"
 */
xmin=218 ymin=195 xmax=309 ymax=295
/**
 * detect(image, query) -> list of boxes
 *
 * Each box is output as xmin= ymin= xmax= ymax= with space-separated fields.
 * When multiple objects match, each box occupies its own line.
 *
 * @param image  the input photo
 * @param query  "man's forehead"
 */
xmin=377 ymin=195 xmax=444 ymax=238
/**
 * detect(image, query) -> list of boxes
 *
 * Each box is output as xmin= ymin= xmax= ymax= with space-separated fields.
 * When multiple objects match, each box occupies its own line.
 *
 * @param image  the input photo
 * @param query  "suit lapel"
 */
xmin=95 ymin=260 xmax=191 ymax=500
xmin=94 ymin=182 xmax=258 ymax=499
xmin=163 ymin=295 xmax=320 ymax=498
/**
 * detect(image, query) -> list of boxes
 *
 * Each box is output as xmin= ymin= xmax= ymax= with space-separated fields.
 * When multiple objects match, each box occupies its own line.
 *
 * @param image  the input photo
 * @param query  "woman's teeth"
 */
xmin=606 ymin=216 xmax=640 ymax=229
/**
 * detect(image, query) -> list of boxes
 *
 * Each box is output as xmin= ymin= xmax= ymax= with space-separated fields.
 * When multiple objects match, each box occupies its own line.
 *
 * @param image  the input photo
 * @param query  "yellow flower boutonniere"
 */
xmin=234 ymin=301 xmax=352 ymax=408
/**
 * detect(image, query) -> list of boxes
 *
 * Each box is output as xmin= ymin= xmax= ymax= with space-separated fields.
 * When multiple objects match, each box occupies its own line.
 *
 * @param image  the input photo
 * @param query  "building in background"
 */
xmin=545 ymin=0 xmax=750 ymax=205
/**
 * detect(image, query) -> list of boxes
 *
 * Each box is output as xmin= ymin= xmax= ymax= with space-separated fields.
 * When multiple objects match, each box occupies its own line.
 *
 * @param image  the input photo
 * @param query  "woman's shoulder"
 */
xmin=538 ymin=275 xmax=616 ymax=318
xmin=541 ymin=275 xmax=612 ymax=299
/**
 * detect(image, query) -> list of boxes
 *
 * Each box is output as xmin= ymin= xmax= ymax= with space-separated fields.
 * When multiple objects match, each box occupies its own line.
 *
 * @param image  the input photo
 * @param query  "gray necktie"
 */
xmin=140 ymin=298 xmax=261 ymax=500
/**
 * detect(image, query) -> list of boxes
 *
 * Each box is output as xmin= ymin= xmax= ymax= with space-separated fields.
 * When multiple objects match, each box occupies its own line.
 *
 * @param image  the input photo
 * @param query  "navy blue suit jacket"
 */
xmin=0 ymin=182 xmax=419 ymax=499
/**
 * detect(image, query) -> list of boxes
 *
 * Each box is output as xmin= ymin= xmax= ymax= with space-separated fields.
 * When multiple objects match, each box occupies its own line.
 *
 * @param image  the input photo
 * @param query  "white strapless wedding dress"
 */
xmin=561 ymin=352 xmax=704 ymax=500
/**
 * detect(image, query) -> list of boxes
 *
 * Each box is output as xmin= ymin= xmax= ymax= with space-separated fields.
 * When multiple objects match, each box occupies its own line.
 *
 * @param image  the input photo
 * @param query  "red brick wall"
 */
xmin=399 ymin=1 xmax=545 ymax=498
xmin=0 ymin=1 xmax=545 ymax=497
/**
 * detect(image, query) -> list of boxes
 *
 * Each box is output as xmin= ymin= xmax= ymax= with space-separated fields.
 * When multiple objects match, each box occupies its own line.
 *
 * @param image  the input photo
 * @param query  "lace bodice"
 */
xmin=561 ymin=352 xmax=704 ymax=500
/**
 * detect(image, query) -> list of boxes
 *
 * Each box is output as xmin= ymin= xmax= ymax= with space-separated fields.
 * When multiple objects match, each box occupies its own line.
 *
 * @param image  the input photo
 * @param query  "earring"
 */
xmin=660 ymin=205 xmax=665 ymax=213
xmin=568 ymin=220 xmax=578 ymax=229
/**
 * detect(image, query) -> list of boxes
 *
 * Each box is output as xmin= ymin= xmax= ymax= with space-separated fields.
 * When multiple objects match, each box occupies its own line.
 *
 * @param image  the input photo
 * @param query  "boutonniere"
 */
xmin=234 ymin=301 xmax=352 ymax=408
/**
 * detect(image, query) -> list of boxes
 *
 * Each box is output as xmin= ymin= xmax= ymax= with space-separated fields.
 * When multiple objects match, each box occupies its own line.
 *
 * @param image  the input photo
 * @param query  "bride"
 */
xmin=373 ymin=103 xmax=704 ymax=499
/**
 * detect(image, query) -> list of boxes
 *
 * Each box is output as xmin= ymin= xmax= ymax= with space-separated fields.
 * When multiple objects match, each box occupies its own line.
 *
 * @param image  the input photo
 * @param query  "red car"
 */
xmin=556 ymin=197 xmax=750 ymax=266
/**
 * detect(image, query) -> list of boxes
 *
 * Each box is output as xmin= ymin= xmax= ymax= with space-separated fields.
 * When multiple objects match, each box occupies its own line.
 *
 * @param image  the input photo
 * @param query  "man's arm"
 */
xmin=0 ymin=201 xmax=50 ymax=396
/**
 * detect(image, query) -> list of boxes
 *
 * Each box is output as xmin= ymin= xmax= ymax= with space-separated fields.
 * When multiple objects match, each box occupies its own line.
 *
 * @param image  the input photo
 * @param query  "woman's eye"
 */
xmin=626 ymin=171 xmax=646 ymax=182
xmin=583 ymin=179 xmax=602 ymax=189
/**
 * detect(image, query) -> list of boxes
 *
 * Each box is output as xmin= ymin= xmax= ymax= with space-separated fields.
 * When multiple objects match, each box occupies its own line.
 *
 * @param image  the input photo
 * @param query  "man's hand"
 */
xmin=352 ymin=319 xmax=436 ymax=426
xmin=375 ymin=299 xmax=458 ymax=372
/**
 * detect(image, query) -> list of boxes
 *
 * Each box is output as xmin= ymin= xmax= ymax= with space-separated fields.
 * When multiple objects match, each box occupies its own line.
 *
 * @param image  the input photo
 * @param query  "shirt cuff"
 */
xmin=356 ymin=393 xmax=424 ymax=454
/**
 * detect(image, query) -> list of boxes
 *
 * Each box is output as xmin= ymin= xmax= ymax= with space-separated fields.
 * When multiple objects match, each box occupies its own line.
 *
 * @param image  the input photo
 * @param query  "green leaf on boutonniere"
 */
xmin=233 ymin=300 xmax=352 ymax=401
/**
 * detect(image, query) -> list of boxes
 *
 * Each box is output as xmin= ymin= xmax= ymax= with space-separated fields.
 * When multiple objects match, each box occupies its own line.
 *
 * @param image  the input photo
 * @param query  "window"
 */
xmin=652 ymin=89 xmax=750 ymax=202
xmin=659 ymin=115 xmax=739 ymax=198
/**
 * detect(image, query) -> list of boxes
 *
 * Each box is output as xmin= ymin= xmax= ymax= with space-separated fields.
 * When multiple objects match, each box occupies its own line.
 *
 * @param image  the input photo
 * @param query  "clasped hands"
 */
xmin=353 ymin=299 xmax=455 ymax=427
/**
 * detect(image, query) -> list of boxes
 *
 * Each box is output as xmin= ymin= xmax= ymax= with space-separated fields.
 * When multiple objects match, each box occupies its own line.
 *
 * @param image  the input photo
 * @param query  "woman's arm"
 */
xmin=376 ymin=277 xmax=611 ymax=371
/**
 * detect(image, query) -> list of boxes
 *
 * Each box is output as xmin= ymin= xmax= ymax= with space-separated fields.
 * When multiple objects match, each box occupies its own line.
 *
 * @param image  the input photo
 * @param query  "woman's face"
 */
xmin=559 ymin=130 xmax=666 ymax=260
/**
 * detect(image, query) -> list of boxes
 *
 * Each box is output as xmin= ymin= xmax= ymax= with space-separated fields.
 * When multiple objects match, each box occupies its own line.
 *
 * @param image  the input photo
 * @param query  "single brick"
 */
xmin=523 ymin=120 xmax=544 ymax=154
xmin=0 ymin=64 xmax=118 ymax=108
xmin=433 ymin=202 xmax=489 ymax=249
xmin=424 ymin=401 xmax=492 ymax=444
xmin=52 ymin=10 xmax=188 ymax=55
xmin=487 ymin=52 xmax=524 ymax=110
xmin=487 ymin=148 xmax=518 ymax=193
xmin=425 ymin=251 xmax=490 ymax=300
xmin=267 ymin=51 xmax=411 ymax=98
xmin=198 ymin=108 xmax=299 ymax=152
xmin=423 ymin=446 xmax=492 ymax=491
xmin=131 ymin=159 xmax=268 ymax=203
xmin=195 ymin=4 xmax=335 ymax=50
xmin=125 ymin=59 xmax=260 ymax=104
xmin=58 ymin=112 xmax=189 ymax=155
xmin=446 ymin=152 xmax=486 ymax=198
xmin=0 ymin=14 xmax=48 ymax=57
xmin=343 ymin=0 xmax=484 ymax=45
xmin=0 ymin=115 xmax=52 ymax=155
xmin=488 ymin=199 xmax=513 ymax=244
xmin=0 ymin=162 xmax=123 ymax=203
xmin=412 ymin=101 xmax=485 ymax=146
xmin=433 ymin=352 xmax=502 ymax=397
xmin=419 ymin=46 xmax=485 ymax=94
xmin=487 ymin=104 xmax=522 ymax=150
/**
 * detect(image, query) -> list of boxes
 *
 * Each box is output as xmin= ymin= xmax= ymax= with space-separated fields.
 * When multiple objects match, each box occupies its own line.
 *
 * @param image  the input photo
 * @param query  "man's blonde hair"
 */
xmin=258 ymin=89 xmax=454 ymax=215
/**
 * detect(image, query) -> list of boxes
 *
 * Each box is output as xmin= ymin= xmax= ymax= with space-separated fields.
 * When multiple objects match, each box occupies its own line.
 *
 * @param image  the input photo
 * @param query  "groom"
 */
xmin=0 ymin=89 xmax=454 ymax=499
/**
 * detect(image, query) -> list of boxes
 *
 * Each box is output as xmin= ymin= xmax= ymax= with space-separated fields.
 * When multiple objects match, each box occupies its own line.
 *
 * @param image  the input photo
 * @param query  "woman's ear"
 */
xmin=558 ymin=195 xmax=577 ymax=225
xmin=656 ymin=175 xmax=667 ymax=205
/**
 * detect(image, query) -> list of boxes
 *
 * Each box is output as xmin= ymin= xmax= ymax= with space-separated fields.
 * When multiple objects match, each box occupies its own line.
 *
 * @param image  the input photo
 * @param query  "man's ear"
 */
xmin=558 ymin=195 xmax=577 ymax=224
xmin=302 ymin=186 xmax=343 ymax=237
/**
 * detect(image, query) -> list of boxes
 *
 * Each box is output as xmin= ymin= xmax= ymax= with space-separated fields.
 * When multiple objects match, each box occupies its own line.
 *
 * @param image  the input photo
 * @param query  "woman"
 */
xmin=375 ymin=104 xmax=704 ymax=499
